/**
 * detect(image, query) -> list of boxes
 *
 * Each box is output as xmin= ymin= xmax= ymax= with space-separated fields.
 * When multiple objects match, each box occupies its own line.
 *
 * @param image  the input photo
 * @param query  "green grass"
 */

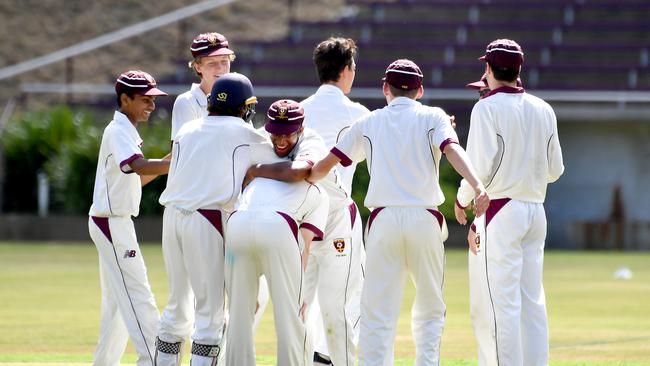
xmin=0 ymin=242 xmax=649 ymax=365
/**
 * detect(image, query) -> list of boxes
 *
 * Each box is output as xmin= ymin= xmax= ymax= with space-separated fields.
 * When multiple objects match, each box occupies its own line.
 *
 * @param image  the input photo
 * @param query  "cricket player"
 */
xmin=300 ymin=37 xmax=369 ymax=366
xmin=225 ymin=99 xmax=330 ymax=366
xmin=155 ymin=73 xmax=266 ymax=366
xmin=170 ymin=32 xmax=235 ymax=140
xmin=309 ymin=59 xmax=490 ymax=366
xmin=455 ymin=39 xmax=564 ymax=366
xmin=88 ymin=70 xmax=170 ymax=366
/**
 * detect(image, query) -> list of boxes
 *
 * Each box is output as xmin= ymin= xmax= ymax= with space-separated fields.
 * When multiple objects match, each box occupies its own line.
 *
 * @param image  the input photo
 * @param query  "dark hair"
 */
xmin=208 ymin=102 xmax=243 ymax=117
xmin=313 ymin=37 xmax=357 ymax=83
xmin=487 ymin=62 xmax=519 ymax=83
xmin=116 ymin=90 xmax=136 ymax=108
xmin=387 ymin=84 xmax=419 ymax=99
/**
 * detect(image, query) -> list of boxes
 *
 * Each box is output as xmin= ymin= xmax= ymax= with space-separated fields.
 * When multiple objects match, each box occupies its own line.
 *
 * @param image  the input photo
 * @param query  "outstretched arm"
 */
xmin=444 ymin=143 xmax=489 ymax=220
xmin=307 ymin=153 xmax=341 ymax=183
xmin=246 ymin=160 xmax=312 ymax=183
xmin=130 ymin=153 xmax=171 ymax=186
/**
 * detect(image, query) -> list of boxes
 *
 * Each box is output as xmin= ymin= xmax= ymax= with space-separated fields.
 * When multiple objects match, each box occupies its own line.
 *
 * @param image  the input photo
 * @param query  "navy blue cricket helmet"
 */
xmin=208 ymin=72 xmax=257 ymax=122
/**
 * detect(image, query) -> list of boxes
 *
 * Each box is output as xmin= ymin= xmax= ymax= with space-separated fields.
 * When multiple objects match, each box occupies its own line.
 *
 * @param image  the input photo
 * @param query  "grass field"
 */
xmin=0 ymin=241 xmax=649 ymax=365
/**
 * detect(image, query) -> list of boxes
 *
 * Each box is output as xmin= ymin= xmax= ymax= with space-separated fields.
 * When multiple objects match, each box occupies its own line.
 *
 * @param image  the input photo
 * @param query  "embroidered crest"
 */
xmin=333 ymin=238 xmax=345 ymax=253
xmin=277 ymin=107 xmax=288 ymax=119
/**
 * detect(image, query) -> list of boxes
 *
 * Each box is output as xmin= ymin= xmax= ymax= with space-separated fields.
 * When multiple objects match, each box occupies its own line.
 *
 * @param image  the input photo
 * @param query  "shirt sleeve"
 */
xmin=109 ymin=127 xmax=143 ymax=174
xmin=249 ymin=142 xmax=285 ymax=165
xmin=171 ymin=97 xmax=196 ymax=140
xmin=457 ymin=102 xmax=499 ymax=207
xmin=428 ymin=107 xmax=460 ymax=153
xmin=332 ymin=118 xmax=366 ymax=167
xmin=294 ymin=131 xmax=328 ymax=166
xmin=298 ymin=184 xmax=329 ymax=240
xmin=546 ymin=106 xmax=564 ymax=183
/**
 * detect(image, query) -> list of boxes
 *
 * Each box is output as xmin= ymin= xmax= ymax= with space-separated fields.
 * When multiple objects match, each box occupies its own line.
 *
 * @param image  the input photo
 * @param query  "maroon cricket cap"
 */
xmin=479 ymin=39 xmax=524 ymax=69
xmin=115 ymin=70 xmax=167 ymax=96
xmin=265 ymin=99 xmax=304 ymax=135
xmin=190 ymin=32 xmax=234 ymax=59
xmin=383 ymin=59 xmax=423 ymax=91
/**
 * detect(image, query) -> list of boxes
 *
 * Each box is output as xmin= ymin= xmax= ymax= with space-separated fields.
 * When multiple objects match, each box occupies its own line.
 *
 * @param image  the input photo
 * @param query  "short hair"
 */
xmin=488 ymin=61 xmax=519 ymax=83
xmin=313 ymin=37 xmax=357 ymax=83
xmin=116 ymin=90 xmax=136 ymax=108
xmin=387 ymin=84 xmax=419 ymax=99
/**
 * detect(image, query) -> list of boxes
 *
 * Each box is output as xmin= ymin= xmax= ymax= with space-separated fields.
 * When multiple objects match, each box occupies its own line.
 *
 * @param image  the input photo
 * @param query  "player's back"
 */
xmin=471 ymin=91 xmax=563 ymax=203
xmin=160 ymin=115 xmax=266 ymax=211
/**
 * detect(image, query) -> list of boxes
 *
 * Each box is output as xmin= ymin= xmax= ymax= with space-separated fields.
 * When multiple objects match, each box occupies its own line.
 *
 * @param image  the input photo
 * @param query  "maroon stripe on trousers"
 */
xmin=367 ymin=207 xmax=385 ymax=233
xmin=197 ymin=209 xmax=224 ymax=237
xmin=91 ymin=216 xmax=113 ymax=243
xmin=426 ymin=209 xmax=444 ymax=229
xmin=348 ymin=202 xmax=358 ymax=229
xmin=485 ymin=198 xmax=511 ymax=228
xmin=277 ymin=211 xmax=299 ymax=243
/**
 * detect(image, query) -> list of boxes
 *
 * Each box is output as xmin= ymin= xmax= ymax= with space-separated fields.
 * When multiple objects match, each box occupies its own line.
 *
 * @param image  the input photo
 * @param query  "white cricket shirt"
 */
xmin=456 ymin=87 xmax=564 ymax=207
xmin=333 ymin=97 xmax=459 ymax=208
xmin=89 ymin=111 xmax=144 ymax=217
xmin=159 ymin=115 xmax=267 ymax=212
xmin=236 ymin=176 xmax=329 ymax=239
xmin=171 ymin=83 xmax=208 ymax=140
xmin=301 ymin=84 xmax=370 ymax=193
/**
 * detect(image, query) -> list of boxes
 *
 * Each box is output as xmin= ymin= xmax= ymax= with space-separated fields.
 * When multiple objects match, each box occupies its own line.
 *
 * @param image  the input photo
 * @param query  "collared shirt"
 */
xmin=457 ymin=87 xmax=564 ymax=207
xmin=160 ymin=115 xmax=267 ymax=212
xmin=301 ymin=84 xmax=370 ymax=194
xmin=332 ymin=97 xmax=458 ymax=208
xmin=236 ymin=176 xmax=329 ymax=240
xmin=171 ymin=83 xmax=208 ymax=140
xmin=89 ymin=111 xmax=144 ymax=217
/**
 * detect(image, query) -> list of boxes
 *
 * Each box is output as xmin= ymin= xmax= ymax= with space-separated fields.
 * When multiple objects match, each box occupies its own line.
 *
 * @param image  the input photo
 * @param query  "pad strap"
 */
xmin=156 ymin=337 xmax=181 ymax=354
xmin=191 ymin=342 xmax=221 ymax=358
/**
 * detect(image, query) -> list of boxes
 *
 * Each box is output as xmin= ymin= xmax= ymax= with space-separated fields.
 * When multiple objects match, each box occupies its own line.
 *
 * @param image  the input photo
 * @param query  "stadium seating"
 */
xmin=177 ymin=0 xmax=650 ymax=91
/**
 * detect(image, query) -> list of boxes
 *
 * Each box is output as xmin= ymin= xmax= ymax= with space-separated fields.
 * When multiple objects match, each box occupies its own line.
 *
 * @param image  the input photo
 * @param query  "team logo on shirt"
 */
xmin=475 ymin=233 xmax=481 ymax=252
xmin=216 ymin=92 xmax=227 ymax=102
xmin=333 ymin=238 xmax=345 ymax=253
xmin=123 ymin=250 xmax=137 ymax=258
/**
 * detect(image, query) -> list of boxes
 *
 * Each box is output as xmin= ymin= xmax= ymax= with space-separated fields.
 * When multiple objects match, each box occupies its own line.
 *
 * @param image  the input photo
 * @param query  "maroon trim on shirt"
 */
xmin=277 ymin=211 xmax=299 ymax=243
xmin=455 ymin=198 xmax=468 ymax=210
xmin=484 ymin=86 xmax=525 ymax=98
xmin=485 ymin=198 xmax=511 ymax=228
xmin=119 ymin=153 xmax=144 ymax=174
xmin=426 ymin=209 xmax=444 ymax=229
xmin=91 ymin=216 xmax=112 ymax=243
xmin=439 ymin=138 xmax=459 ymax=154
xmin=300 ymin=223 xmax=324 ymax=241
xmin=348 ymin=202 xmax=358 ymax=229
xmin=197 ymin=209 xmax=223 ymax=238
xmin=367 ymin=207 xmax=385 ymax=234
xmin=298 ymin=159 xmax=315 ymax=167
xmin=331 ymin=147 xmax=353 ymax=167
xmin=470 ymin=222 xmax=477 ymax=233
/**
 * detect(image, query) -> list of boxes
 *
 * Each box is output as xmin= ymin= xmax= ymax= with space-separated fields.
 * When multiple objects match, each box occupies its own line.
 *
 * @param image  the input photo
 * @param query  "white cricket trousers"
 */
xmin=225 ymin=210 xmax=311 ymax=366
xmin=469 ymin=199 xmax=549 ymax=366
xmin=359 ymin=207 xmax=447 ymax=366
xmin=157 ymin=207 xmax=226 ymax=366
xmin=88 ymin=216 xmax=159 ymax=366
xmin=304 ymin=202 xmax=364 ymax=366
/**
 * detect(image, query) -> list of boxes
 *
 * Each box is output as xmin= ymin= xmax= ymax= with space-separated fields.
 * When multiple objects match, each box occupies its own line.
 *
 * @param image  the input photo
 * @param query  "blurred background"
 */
xmin=0 ymin=0 xmax=648 ymax=249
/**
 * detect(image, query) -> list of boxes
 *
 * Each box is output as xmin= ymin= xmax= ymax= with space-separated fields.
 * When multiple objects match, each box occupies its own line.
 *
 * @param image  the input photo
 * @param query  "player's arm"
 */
xmin=299 ymin=228 xmax=316 ymax=271
xmin=546 ymin=108 xmax=564 ymax=183
xmin=444 ymin=143 xmax=489 ymax=220
xmin=129 ymin=152 xmax=172 ymax=186
xmin=246 ymin=160 xmax=312 ymax=183
xmin=307 ymin=153 xmax=340 ymax=183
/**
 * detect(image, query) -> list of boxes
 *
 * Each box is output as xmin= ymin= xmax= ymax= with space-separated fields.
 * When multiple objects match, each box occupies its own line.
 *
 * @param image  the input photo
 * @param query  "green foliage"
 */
xmin=1 ymin=106 xmax=171 ymax=215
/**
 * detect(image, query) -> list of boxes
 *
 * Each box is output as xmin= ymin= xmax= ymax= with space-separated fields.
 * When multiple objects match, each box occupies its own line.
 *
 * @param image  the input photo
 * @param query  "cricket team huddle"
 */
xmin=88 ymin=31 xmax=564 ymax=366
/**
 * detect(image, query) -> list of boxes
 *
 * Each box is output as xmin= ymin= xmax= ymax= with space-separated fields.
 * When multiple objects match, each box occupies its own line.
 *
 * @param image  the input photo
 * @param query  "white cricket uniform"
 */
xmin=88 ymin=111 xmax=159 ymax=366
xmin=457 ymin=87 xmax=564 ymax=366
xmin=332 ymin=96 xmax=459 ymax=366
xmin=301 ymin=85 xmax=370 ymax=366
xmin=170 ymin=83 xmax=207 ymax=140
xmin=225 ymin=162 xmax=329 ymax=366
xmin=156 ymin=115 xmax=267 ymax=366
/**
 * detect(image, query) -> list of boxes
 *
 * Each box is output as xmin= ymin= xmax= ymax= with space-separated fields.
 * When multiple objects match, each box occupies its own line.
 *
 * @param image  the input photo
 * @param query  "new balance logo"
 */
xmin=123 ymin=250 xmax=137 ymax=258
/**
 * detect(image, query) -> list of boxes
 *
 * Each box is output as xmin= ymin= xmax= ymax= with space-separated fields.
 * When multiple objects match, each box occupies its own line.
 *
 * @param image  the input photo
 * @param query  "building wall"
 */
xmin=546 ymin=121 xmax=650 ymax=249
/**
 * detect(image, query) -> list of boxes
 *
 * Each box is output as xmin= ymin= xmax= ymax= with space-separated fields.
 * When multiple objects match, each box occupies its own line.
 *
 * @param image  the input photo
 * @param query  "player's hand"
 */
xmin=448 ymin=115 xmax=457 ymax=129
xmin=242 ymin=165 xmax=257 ymax=190
xmin=454 ymin=202 xmax=468 ymax=225
xmin=473 ymin=190 xmax=490 ymax=217
xmin=468 ymin=228 xmax=480 ymax=255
